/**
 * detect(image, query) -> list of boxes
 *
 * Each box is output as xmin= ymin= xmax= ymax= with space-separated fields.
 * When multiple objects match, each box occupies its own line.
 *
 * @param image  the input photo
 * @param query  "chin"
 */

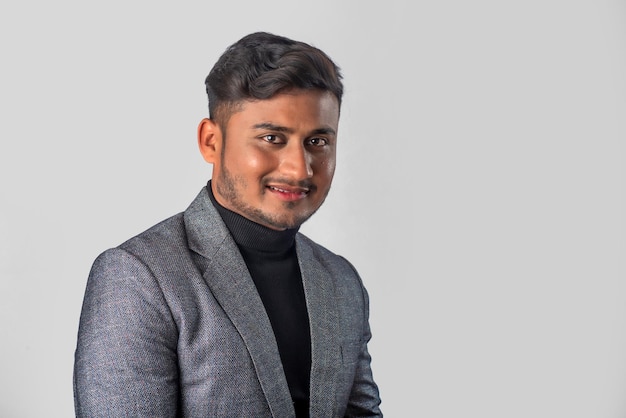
xmin=268 ymin=213 xmax=313 ymax=230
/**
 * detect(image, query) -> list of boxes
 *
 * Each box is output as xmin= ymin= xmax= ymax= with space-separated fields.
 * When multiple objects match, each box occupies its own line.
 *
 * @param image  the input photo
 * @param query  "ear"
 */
xmin=197 ymin=118 xmax=222 ymax=164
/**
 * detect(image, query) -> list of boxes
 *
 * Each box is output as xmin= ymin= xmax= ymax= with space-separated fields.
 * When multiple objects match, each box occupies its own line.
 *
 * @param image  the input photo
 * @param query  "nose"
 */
xmin=279 ymin=142 xmax=313 ymax=180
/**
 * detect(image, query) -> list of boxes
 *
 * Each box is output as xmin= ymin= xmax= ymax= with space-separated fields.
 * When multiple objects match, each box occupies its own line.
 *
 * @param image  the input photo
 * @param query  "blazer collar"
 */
xmin=183 ymin=187 xmax=294 ymax=417
xmin=296 ymin=236 xmax=341 ymax=418
xmin=183 ymin=187 xmax=341 ymax=417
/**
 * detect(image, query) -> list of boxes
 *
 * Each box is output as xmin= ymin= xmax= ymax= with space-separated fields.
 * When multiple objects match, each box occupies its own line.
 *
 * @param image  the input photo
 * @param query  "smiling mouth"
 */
xmin=267 ymin=185 xmax=310 ymax=201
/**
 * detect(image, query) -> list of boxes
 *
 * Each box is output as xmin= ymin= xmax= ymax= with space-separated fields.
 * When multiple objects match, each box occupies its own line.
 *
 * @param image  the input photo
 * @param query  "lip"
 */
xmin=267 ymin=185 xmax=310 ymax=202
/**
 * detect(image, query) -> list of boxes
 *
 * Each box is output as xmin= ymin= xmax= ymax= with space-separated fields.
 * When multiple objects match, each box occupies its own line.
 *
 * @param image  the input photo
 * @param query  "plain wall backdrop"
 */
xmin=1 ymin=1 xmax=624 ymax=417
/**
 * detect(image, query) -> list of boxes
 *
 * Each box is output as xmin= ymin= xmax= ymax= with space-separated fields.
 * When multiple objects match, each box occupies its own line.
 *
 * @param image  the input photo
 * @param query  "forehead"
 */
xmin=227 ymin=89 xmax=340 ymax=131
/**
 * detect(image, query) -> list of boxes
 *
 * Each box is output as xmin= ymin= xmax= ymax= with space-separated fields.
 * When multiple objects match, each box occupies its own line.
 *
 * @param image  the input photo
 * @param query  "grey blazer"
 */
xmin=73 ymin=187 xmax=382 ymax=417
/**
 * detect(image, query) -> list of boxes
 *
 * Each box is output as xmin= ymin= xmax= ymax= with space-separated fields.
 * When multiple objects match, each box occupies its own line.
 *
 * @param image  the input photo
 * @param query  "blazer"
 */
xmin=73 ymin=187 xmax=382 ymax=417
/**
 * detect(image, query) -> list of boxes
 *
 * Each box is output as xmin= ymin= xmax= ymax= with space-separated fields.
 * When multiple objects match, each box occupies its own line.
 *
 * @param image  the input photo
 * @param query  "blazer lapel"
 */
xmin=297 ymin=236 xmax=341 ymax=418
xmin=183 ymin=188 xmax=294 ymax=417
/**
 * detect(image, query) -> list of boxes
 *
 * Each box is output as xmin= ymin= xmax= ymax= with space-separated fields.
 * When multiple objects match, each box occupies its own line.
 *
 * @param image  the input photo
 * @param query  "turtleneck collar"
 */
xmin=206 ymin=181 xmax=299 ymax=253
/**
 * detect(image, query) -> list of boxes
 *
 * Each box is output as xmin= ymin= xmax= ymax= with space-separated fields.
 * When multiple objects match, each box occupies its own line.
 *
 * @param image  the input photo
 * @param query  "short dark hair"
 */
xmin=205 ymin=32 xmax=343 ymax=128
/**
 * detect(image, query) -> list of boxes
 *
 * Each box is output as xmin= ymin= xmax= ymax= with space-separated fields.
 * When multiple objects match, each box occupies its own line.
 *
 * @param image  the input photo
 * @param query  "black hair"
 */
xmin=205 ymin=32 xmax=343 ymax=128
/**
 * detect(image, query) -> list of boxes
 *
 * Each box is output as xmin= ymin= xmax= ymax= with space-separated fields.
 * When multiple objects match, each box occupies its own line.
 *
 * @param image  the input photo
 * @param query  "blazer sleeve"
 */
xmin=73 ymin=248 xmax=179 ymax=417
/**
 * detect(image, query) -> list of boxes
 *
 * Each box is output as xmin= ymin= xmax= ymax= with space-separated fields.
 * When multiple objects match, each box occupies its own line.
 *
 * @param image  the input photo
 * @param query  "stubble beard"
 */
xmin=215 ymin=164 xmax=328 ymax=230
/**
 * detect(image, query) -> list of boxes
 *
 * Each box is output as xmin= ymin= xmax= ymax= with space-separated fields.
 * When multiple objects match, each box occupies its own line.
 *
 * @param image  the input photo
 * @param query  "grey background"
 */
xmin=1 ymin=1 xmax=625 ymax=417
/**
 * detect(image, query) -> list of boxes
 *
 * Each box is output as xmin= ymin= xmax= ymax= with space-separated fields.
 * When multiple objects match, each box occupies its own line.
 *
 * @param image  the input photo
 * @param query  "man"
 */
xmin=73 ymin=32 xmax=382 ymax=417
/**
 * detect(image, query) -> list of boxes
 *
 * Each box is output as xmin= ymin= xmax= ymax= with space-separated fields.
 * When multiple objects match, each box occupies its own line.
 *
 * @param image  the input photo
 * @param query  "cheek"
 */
xmin=233 ymin=148 xmax=276 ymax=173
xmin=316 ymin=156 xmax=336 ymax=180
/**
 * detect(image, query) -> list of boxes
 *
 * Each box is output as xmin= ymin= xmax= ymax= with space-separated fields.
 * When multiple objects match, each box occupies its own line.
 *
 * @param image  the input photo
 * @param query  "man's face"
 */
xmin=200 ymin=89 xmax=340 ymax=230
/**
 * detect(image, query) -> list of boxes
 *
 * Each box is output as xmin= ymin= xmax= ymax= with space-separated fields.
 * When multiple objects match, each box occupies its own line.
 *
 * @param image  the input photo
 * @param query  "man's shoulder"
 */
xmin=295 ymin=232 xmax=334 ymax=256
xmin=119 ymin=212 xmax=186 ymax=252
xmin=92 ymin=212 xmax=190 ymax=273
xmin=115 ymin=187 xmax=213 ymax=257
xmin=296 ymin=232 xmax=356 ymax=273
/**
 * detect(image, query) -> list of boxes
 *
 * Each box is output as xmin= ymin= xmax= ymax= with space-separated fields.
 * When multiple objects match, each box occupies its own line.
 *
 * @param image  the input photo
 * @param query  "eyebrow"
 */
xmin=252 ymin=122 xmax=336 ymax=137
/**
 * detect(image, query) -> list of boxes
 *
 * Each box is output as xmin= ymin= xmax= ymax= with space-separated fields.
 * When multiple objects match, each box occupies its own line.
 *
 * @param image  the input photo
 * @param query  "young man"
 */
xmin=73 ymin=32 xmax=382 ymax=417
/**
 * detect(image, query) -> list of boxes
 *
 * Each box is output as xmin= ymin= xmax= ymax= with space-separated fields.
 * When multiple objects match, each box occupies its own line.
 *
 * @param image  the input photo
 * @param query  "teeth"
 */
xmin=269 ymin=186 xmax=306 ymax=194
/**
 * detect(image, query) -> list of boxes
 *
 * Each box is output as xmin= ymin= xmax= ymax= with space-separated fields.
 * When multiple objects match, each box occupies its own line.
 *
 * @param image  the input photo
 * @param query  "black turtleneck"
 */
xmin=207 ymin=182 xmax=311 ymax=418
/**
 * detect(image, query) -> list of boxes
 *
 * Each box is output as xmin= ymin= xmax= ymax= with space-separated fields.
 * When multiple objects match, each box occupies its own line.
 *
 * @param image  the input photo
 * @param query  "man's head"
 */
xmin=198 ymin=32 xmax=344 ymax=231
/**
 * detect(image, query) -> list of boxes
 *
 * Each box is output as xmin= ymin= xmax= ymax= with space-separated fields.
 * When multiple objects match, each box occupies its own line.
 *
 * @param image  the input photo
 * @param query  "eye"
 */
xmin=260 ymin=134 xmax=283 ymax=144
xmin=307 ymin=137 xmax=329 ymax=147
